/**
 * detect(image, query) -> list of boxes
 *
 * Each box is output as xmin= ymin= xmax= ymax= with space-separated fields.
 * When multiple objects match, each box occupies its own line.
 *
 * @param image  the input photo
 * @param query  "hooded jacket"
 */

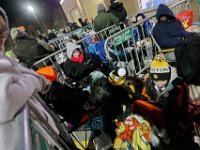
xmin=133 ymin=13 xmax=153 ymax=41
xmin=109 ymin=1 xmax=127 ymax=22
xmin=12 ymin=29 xmax=54 ymax=67
xmin=93 ymin=4 xmax=119 ymax=32
xmin=152 ymin=4 xmax=194 ymax=48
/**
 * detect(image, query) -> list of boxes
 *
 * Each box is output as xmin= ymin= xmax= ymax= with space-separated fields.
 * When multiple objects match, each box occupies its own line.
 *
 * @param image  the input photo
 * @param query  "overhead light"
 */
xmin=60 ymin=0 xmax=64 ymax=4
xmin=27 ymin=5 xmax=34 ymax=12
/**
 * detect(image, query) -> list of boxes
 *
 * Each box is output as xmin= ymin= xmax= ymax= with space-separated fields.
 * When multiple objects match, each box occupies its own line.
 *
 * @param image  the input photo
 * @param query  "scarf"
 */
xmin=71 ymin=53 xmax=84 ymax=63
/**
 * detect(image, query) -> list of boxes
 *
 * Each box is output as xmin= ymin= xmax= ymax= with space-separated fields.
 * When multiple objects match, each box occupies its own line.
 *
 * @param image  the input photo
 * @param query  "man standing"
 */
xmin=93 ymin=3 xmax=119 ymax=33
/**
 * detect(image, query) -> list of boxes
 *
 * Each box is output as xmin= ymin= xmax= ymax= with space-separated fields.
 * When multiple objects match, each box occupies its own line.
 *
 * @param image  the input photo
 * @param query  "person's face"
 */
xmin=153 ymin=80 xmax=168 ymax=88
xmin=0 ymin=16 xmax=8 ymax=52
xmin=137 ymin=16 xmax=144 ymax=22
xmin=72 ymin=49 xmax=81 ymax=58
xmin=137 ymin=16 xmax=144 ymax=25
xmin=160 ymin=16 xmax=168 ymax=22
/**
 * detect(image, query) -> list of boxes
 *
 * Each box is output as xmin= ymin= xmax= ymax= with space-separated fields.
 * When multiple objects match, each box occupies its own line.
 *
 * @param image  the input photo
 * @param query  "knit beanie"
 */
xmin=150 ymin=54 xmax=171 ymax=81
xmin=66 ymin=42 xmax=81 ymax=59
xmin=108 ymin=68 xmax=127 ymax=86
xmin=97 ymin=4 xmax=106 ymax=13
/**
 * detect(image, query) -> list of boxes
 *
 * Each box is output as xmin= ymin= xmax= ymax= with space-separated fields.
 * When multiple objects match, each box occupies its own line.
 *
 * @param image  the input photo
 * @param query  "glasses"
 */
xmin=0 ymin=25 xmax=9 ymax=34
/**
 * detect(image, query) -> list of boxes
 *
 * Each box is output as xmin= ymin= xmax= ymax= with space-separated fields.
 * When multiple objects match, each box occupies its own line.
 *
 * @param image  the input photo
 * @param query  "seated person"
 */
xmin=133 ymin=54 xmax=190 ymax=145
xmin=60 ymin=42 xmax=97 ymax=82
xmin=133 ymin=13 xmax=153 ymax=42
xmin=152 ymin=4 xmax=195 ymax=49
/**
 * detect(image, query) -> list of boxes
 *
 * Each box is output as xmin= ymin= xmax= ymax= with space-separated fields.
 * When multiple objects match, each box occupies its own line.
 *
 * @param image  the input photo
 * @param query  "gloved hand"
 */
xmin=37 ymin=75 xmax=52 ymax=94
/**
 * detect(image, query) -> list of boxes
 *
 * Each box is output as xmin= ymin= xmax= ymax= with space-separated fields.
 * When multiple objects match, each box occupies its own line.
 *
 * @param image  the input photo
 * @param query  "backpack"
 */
xmin=175 ymin=33 xmax=200 ymax=85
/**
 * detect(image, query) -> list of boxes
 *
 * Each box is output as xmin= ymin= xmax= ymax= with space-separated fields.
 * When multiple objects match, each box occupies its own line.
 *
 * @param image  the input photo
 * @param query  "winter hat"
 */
xmin=150 ymin=54 xmax=171 ymax=81
xmin=108 ymin=67 xmax=127 ymax=86
xmin=97 ymin=4 xmax=106 ymax=13
xmin=66 ymin=42 xmax=81 ymax=59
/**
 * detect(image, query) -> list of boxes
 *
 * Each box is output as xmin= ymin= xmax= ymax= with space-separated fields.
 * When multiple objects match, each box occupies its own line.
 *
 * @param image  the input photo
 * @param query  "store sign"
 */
xmin=113 ymin=29 xmax=132 ymax=46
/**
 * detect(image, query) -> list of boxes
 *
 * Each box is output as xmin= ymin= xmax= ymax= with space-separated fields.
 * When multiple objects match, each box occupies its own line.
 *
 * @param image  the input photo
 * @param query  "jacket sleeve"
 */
xmin=0 ymin=57 xmax=48 ymax=123
xmin=93 ymin=20 xmax=99 ymax=32
xmin=36 ymin=39 xmax=55 ymax=51
xmin=110 ymin=13 xmax=120 ymax=25
xmin=133 ymin=28 xmax=138 ymax=41
xmin=62 ymin=60 xmax=96 ymax=80
xmin=69 ymin=62 xmax=95 ymax=80
xmin=153 ymin=26 xmax=184 ymax=48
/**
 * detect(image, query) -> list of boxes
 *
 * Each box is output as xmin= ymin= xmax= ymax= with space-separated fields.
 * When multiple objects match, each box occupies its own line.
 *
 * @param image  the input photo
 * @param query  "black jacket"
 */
xmin=153 ymin=4 xmax=194 ymax=48
xmin=13 ymin=37 xmax=52 ymax=67
xmin=61 ymin=54 xmax=96 ymax=81
xmin=109 ymin=2 xmax=127 ymax=22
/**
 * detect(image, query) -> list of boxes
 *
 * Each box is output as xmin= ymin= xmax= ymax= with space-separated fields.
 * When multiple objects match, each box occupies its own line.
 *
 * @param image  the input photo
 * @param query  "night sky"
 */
xmin=0 ymin=0 xmax=65 ymax=29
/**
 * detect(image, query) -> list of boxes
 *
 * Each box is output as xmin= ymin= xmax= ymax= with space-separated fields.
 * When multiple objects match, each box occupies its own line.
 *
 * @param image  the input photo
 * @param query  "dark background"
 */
xmin=0 ymin=0 xmax=67 ymax=34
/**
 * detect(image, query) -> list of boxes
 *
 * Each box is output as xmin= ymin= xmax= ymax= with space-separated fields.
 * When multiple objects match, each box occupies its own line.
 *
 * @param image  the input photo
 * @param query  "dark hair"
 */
xmin=0 ymin=7 xmax=9 ymax=28
xmin=78 ymin=18 xmax=83 ymax=23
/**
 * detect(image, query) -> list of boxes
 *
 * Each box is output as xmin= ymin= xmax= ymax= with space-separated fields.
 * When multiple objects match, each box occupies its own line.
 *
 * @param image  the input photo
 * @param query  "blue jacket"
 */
xmin=152 ymin=4 xmax=194 ymax=48
xmin=133 ymin=13 xmax=153 ymax=42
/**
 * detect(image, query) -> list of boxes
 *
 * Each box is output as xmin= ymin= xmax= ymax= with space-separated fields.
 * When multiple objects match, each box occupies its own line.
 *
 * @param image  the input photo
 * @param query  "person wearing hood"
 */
xmin=93 ymin=3 xmax=119 ymax=33
xmin=109 ymin=0 xmax=127 ymax=23
xmin=10 ymin=27 xmax=55 ymax=68
xmin=133 ymin=13 xmax=153 ymax=42
xmin=152 ymin=4 xmax=195 ymax=49
xmin=0 ymin=7 xmax=50 ymax=150
xmin=61 ymin=42 xmax=97 ymax=81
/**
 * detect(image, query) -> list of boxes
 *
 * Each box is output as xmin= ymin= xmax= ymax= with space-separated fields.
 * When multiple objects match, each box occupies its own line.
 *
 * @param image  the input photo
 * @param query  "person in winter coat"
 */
xmin=133 ymin=13 xmax=153 ymax=42
xmin=152 ymin=4 xmax=194 ymax=49
xmin=47 ymin=29 xmax=57 ymax=41
xmin=109 ymin=0 xmax=127 ymax=23
xmin=133 ymin=54 xmax=190 ymax=146
xmin=78 ymin=18 xmax=88 ymax=27
xmin=93 ymin=3 xmax=119 ymax=33
xmin=141 ymin=54 xmax=188 ymax=110
xmin=0 ymin=7 xmax=50 ymax=150
xmin=10 ymin=27 xmax=55 ymax=68
xmin=61 ymin=42 xmax=97 ymax=82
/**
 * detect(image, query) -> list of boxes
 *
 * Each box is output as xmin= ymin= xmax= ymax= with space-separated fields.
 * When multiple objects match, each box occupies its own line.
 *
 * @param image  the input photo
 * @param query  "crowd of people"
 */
xmin=0 ymin=1 xmax=200 ymax=149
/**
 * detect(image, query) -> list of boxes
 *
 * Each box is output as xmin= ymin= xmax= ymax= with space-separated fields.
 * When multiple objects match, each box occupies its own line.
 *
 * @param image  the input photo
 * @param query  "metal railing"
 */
xmin=32 ymin=23 xmax=127 ymax=85
xmin=104 ymin=0 xmax=190 ymax=77
xmin=17 ymin=94 xmax=78 ymax=150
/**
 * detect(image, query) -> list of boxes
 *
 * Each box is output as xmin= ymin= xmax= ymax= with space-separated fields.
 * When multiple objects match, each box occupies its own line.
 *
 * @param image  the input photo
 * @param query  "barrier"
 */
xmin=104 ymin=0 xmax=190 ymax=76
xmin=32 ymin=23 xmax=127 ymax=85
xmin=8 ymin=93 xmax=76 ymax=150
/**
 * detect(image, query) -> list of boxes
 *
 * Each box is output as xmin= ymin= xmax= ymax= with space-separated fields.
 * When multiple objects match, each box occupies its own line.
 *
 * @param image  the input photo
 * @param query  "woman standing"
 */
xmin=0 ymin=7 xmax=50 ymax=150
